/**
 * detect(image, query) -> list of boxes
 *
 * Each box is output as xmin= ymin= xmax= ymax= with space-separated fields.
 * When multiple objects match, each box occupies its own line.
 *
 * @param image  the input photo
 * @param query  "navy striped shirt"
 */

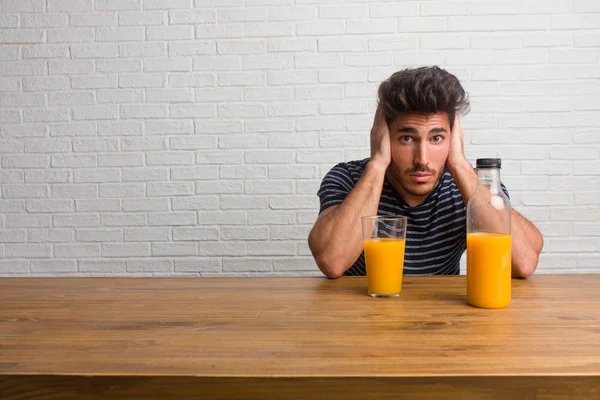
xmin=317 ymin=158 xmax=509 ymax=276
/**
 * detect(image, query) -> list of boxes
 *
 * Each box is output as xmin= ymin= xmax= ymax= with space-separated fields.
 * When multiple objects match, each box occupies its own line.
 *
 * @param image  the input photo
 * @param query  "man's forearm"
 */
xmin=309 ymin=162 xmax=387 ymax=278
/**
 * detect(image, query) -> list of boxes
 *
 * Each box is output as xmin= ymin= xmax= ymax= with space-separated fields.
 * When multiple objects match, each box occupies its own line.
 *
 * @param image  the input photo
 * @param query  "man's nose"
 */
xmin=414 ymin=143 xmax=429 ymax=167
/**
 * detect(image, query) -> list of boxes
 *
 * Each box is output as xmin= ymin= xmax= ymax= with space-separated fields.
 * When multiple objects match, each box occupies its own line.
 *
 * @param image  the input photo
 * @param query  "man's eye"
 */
xmin=400 ymin=136 xmax=413 ymax=143
xmin=432 ymin=135 xmax=443 ymax=142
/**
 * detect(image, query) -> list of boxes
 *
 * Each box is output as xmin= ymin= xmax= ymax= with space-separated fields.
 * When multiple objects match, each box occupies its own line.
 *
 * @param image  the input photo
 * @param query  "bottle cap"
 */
xmin=476 ymin=158 xmax=501 ymax=169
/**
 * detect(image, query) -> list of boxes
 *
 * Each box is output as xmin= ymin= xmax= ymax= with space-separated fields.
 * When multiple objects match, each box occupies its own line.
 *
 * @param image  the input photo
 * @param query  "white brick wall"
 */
xmin=0 ymin=1 xmax=598 ymax=276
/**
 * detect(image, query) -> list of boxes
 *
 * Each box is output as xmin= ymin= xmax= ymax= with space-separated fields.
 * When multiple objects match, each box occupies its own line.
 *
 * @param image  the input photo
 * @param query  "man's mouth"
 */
xmin=409 ymin=173 xmax=432 ymax=183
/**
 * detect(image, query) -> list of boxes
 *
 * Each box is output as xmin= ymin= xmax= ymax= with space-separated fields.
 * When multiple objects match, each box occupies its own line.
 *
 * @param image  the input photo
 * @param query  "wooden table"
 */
xmin=1 ymin=275 xmax=599 ymax=399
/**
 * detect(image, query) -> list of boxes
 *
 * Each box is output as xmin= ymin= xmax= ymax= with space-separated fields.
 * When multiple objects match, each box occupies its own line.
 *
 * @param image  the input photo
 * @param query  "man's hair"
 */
xmin=378 ymin=66 xmax=469 ymax=128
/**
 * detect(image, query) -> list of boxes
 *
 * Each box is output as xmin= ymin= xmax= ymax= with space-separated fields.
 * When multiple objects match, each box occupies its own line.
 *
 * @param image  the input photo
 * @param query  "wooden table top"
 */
xmin=1 ymin=275 xmax=599 ymax=379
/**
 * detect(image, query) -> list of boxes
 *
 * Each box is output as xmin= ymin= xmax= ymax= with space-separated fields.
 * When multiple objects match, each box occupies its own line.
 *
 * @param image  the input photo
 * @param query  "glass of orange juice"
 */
xmin=361 ymin=216 xmax=407 ymax=298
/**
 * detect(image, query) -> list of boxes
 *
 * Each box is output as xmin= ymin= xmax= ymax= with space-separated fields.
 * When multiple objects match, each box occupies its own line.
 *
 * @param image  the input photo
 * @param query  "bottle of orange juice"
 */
xmin=466 ymin=158 xmax=512 ymax=309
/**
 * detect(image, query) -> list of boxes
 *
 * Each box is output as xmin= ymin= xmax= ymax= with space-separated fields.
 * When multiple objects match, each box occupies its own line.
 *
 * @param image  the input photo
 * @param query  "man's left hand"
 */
xmin=446 ymin=115 xmax=467 ymax=173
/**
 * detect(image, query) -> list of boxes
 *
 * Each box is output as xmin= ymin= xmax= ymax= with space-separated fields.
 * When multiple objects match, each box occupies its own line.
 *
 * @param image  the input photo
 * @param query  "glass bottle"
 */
xmin=466 ymin=158 xmax=512 ymax=309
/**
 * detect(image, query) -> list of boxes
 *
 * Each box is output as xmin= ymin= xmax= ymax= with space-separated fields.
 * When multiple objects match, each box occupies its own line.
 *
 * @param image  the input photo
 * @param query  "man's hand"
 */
xmin=446 ymin=115 xmax=467 ymax=173
xmin=370 ymin=106 xmax=391 ymax=171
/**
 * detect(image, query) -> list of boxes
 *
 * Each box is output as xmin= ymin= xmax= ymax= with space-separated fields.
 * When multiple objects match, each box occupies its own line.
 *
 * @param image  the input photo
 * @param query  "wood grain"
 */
xmin=1 ymin=275 xmax=600 ymax=399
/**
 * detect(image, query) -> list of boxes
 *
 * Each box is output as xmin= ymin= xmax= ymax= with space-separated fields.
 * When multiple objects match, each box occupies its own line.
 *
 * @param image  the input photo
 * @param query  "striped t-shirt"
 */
xmin=316 ymin=158 xmax=509 ymax=276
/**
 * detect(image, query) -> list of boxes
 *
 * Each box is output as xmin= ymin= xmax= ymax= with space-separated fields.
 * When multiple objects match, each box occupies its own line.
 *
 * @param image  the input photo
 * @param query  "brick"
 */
xmin=196 ymin=180 xmax=243 ymax=194
xmin=73 ymin=168 xmax=121 ymax=183
xmin=121 ymin=105 xmax=168 ymax=119
xmin=0 ymin=29 xmax=43 ymax=44
xmin=169 ymin=41 xmax=214 ymax=56
xmin=6 ymin=244 xmax=52 ymax=258
xmin=197 ymin=150 xmax=242 ymax=164
xmin=29 ymin=228 xmax=74 ymax=243
xmin=199 ymin=241 xmax=247 ymax=257
xmin=144 ymin=58 xmax=191 ymax=72
xmin=218 ymin=104 xmax=266 ymax=118
xmin=152 ymin=243 xmax=197 ymax=257
xmin=319 ymin=69 xmax=367 ymax=83
xmin=0 ymin=229 xmax=26 ymax=243
xmin=196 ymin=23 xmax=243 ymax=39
xmin=99 ymin=183 xmax=145 ymax=198
xmin=54 ymin=214 xmax=99 ymax=227
xmin=48 ymin=60 xmax=94 ymax=74
xmin=73 ymin=139 xmax=119 ymax=153
xmin=120 ymin=42 xmax=166 ymax=57
xmin=244 ymin=150 xmax=293 ymax=164
xmin=172 ymin=196 xmax=218 ymax=210
xmin=217 ymin=39 xmax=266 ymax=55
xmin=48 ymin=0 xmax=93 ymax=12
xmin=270 ymin=195 xmax=319 ymax=209
xmin=195 ymin=120 xmax=242 ymax=134
xmin=218 ymin=71 xmax=264 ymax=86
xmin=244 ymin=22 xmax=293 ymax=37
xmin=420 ymin=1 xmax=468 ymax=16
xmin=77 ymin=229 xmax=123 ymax=242
xmin=52 ymin=184 xmax=98 ymax=198
xmin=47 ymin=28 xmax=94 ymax=43
xmin=98 ymin=121 xmax=142 ymax=136
xmin=170 ymin=9 xmax=214 ymax=24
xmin=268 ymin=37 xmax=316 ymax=52
xmin=96 ymin=60 xmax=141 ymax=73
xmin=72 ymin=43 xmax=118 ymax=58
xmin=193 ymin=55 xmax=240 ymax=71
xmin=147 ymin=151 xmax=195 ymax=166
xmin=71 ymin=75 xmax=118 ymax=89
xmin=147 ymin=182 xmax=194 ymax=196
xmin=96 ymin=0 xmax=140 ymax=10
xmin=147 ymin=26 xmax=194 ymax=40
xmin=6 ymin=214 xmax=50 ymax=227
xmin=269 ymin=165 xmax=319 ymax=179
xmin=268 ymin=70 xmax=317 ymax=85
xmin=127 ymin=259 xmax=172 ymax=273
xmin=169 ymin=73 xmax=216 ymax=87
xmin=248 ymin=241 xmax=296 ymax=256
xmin=120 ymin=11 xmax=164 ymax=25
xmin=172 ymin=227 xmax=219 ymax=241
xmin=22 ymin=45 xmax=69 ymax=59
xmin=171 ymin=166 xmax=218 ymax=180
xmin=49 ymin=92 xmax=95 ymax=106
xmin=73 ymin=106 xmax=119 ymax=121
xmin=76 ymin=199 xmax=121 ymax=212
xmin=268 ymin=102 xmax=317 ymax=116
xmin=27 ymin=199 xmax=74 ymax=212
xmin=70 ymin=13 xmax=117 ymax=27
xmin=198 ymin=211 xmax=246 ymax=225
xmin=0 ymin=0 xmax=44 ymax=12
xmin=220 ymin=165 xmax=266 ymax=179
xmin=347 ymin=18 xmax=396 ymax=34
xmin=222 ymin=258 xmax=271 ymax=272
xmin=220 ymin=195 xmax=267 ymax=210
xmin=79 ymin=260 xmax=126 ymax=273
xmin=170 ymin=135 xmax=216 ymax=150
xmin=103 ymin=243 xmax=150 ymax=257
xmin=101 ymin=213 xmax=145 ymax=227
xmin=146 ymin=120 xmax=194 ymax=135
xmin=0 ymin=77 xmax=20 ymax=91
xmin=122 ymin=167 xmax=168 ymax=182
xmin=122 ymin=198 xmax=169 ymax=211
xmin=297 ymin=20 xmax=344 ymax=36
xmin=3 ymin=184 xmax=47 ymax=198
xmin=125 ymin=228 xmax=169 ymax=242
xmin=148 ymin=212 xmax=196 ymax=226
xmin=144 ymin=0 xmax=191 ymax=9
xmin=0 ymin=170 xmax=25 ymax=183
xmin=175 ymin=258 xmax=221 ymax=273
xmin=32 ymin=260 xmax=77 ymax=273
xmin=245 ymin=180 xmax=293 ymax=194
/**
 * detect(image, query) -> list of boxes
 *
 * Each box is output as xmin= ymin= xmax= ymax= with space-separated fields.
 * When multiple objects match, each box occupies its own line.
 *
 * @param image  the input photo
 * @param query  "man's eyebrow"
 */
xmin=429 ymin=127 xmax=448 ymax=134
xmin=396 ymin=127 xmax=419 ymax=134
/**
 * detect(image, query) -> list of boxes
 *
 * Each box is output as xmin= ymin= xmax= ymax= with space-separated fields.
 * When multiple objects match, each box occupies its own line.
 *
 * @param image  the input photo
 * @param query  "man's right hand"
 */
xmin=369 ymin=106 xmax=391 ymax=171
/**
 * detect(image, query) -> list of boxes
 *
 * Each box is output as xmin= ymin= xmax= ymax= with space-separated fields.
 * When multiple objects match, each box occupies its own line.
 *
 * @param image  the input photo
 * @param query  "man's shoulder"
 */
xmin=325 ymin=158 xmax=370 ymax=178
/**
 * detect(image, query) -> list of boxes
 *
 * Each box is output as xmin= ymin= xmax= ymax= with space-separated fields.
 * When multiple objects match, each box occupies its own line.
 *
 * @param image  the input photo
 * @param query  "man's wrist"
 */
xmin=367 ymin=159 xmax=389 ymax=176
xmin=447 ymin=157 xmax=472 ymax=177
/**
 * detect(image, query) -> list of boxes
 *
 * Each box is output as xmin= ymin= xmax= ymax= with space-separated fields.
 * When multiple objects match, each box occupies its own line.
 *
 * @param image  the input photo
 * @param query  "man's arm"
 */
xmin=308 ymin=107 xmax=391 ymax=278
xmin=447 ymin=117 xmax=544 ymax=278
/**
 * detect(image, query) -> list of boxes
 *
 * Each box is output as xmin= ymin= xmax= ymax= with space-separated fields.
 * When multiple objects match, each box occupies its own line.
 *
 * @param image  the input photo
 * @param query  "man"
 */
xmin=308 ymin=66 xmax=543 ymax=279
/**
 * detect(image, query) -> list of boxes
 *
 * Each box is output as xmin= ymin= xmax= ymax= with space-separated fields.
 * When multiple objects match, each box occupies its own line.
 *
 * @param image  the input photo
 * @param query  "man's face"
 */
xmin=387 ymin=112 xmax=451 ymax=207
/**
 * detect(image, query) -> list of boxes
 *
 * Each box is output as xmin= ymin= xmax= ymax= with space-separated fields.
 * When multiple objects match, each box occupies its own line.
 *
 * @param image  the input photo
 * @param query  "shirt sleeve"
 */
xmin=317 ymin=163 xmax=356 ymax=214
xmin=500 ymin=182 xmax=510 ymax=199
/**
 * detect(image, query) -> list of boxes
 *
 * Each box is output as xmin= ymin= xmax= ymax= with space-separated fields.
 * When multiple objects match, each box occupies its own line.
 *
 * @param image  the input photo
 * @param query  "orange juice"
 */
xmin=467 ymin=233 xmax=511 ymax=309
xmin=363 ymin=238 xmax=405 ymax=297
